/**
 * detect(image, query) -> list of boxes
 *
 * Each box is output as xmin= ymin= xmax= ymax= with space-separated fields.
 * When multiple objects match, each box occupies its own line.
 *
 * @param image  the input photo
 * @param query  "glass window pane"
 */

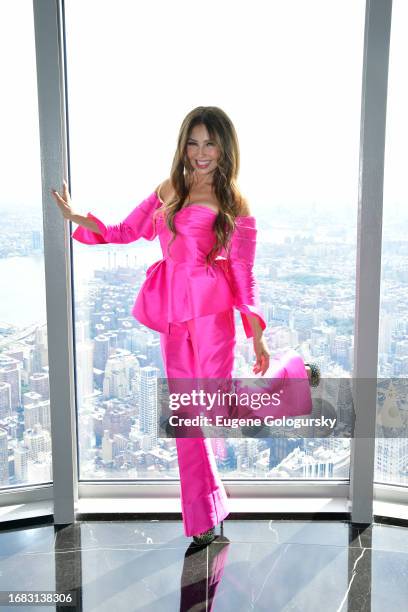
xmin=66 ymin=0 xmax=365 ymax=482
xmin=375 ymin=0 xmax=408 ymax=486
xmin=0 ymin=2 xmax=52 ymax=489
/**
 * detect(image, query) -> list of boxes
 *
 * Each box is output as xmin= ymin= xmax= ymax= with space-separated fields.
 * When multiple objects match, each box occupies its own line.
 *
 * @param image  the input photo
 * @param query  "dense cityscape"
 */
xmin=1 ymin=204 xmax=408 ymax=488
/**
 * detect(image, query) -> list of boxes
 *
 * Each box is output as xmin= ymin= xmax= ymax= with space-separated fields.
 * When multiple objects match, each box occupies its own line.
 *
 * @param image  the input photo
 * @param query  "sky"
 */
xmin=0 ymin=0 xmax=406 ymax=223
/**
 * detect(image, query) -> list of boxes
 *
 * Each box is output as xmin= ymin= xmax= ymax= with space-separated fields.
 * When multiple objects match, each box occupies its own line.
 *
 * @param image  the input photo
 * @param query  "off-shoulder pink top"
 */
xmin=71 ymin=191 xmax=266 ymax=338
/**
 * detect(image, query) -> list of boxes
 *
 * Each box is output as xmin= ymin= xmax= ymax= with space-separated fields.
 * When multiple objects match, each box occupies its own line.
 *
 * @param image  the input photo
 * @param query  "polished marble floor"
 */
xmin=0 ymin=517 xmax=407 ymax=611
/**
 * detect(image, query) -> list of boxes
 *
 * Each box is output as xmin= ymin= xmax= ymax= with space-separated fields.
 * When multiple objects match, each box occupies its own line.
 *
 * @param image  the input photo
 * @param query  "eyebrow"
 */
xmin=188 ymin=138 xmax=214 ymax=142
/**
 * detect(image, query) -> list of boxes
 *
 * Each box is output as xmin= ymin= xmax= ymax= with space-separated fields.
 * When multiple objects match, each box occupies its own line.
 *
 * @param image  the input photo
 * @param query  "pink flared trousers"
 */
xmin=159 ymin=308 xmax=236 ymax=537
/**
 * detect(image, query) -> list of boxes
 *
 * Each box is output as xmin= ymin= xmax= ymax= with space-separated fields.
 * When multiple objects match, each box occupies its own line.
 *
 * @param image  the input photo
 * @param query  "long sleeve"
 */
xmin=71 ymin=190 xmax=160 ymax=245
xmin=227 ymin=216 xmax=267 ymax=338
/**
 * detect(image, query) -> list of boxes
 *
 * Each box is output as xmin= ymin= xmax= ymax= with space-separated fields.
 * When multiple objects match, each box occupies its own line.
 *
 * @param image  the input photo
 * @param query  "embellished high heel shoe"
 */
xmin=304 ymin=361 xmax=321 ymax=387
xmin=292 ymin=345 xmax=321 ymax=388
xmin=192 ymin=526 xmax=216 ymax=546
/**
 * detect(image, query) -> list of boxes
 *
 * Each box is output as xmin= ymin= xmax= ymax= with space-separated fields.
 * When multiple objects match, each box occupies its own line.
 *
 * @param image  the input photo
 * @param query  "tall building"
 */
xmin=139 ymin=366 xmax=160 ymax=447
xmin=0 ymin=356 xmax=22 ymax=410
xmin=14 ymin=445 xmax=29 ymax=482
xmin=29 ymin=372 xmax=49 ymax=400
xmin=0 ymin=429 xmax=8 ymax=485
xmin=0 ymin=382 xmax=12 ymax=419
xmin=23 ymin=423 xmax=51 ymax=462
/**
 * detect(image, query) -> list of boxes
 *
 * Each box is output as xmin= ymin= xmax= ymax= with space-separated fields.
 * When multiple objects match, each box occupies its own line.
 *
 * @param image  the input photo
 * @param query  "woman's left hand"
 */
xmin=252 ymin=335 xmax=270 ymax=376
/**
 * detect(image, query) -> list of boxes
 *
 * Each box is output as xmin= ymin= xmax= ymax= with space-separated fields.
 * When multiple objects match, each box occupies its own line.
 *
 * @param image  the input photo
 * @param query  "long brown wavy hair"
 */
xmin=152 ymin=106 xmax=247 ymax=266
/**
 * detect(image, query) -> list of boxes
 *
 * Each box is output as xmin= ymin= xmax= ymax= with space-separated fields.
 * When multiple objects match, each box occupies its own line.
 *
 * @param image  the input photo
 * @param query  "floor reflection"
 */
xmin=180 ymin=536 xmax=230 ymax=611
xmin=0 ymin=518 xmax=407 ymax=611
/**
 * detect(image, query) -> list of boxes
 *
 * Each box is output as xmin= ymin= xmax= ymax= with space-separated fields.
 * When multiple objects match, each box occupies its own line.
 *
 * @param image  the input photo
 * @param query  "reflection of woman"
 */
xmin=52 ymin=106 xmax=315 ymax=546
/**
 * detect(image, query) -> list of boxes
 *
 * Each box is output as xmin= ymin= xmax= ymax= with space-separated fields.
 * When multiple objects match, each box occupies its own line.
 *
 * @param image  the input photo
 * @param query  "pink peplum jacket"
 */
xmin=71 ymin=190 xmax=266 ymax=338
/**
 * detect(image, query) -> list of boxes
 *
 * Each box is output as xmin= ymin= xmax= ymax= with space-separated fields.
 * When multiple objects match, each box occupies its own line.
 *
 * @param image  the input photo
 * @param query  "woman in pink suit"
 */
xmin=52 ymin=106 xmax=318 ymax=546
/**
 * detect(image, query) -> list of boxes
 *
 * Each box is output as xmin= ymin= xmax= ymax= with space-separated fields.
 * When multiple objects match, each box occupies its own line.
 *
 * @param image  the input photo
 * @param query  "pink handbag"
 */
xmin=233 ymin=349 xmax=313 ymax=419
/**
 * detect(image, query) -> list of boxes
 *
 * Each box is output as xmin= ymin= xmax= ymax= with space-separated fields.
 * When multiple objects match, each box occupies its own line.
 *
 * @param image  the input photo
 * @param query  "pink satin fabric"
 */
xmin=71 ymin=191 xmax=266 ymax=338
xmin=71 ymin=190 xmax=314 ymax=537
xmin=159 ymin=309 xmax=236 ymax=537
xmin=159 ymin=316 xmax=312 ymax=536
xmin=233 ymin=348 xmax=313 ymax=418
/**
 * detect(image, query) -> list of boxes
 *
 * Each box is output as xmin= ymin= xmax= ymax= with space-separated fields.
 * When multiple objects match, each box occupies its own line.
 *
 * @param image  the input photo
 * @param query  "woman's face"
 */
xmin=186 ymin=123 xmax=220 ymax=177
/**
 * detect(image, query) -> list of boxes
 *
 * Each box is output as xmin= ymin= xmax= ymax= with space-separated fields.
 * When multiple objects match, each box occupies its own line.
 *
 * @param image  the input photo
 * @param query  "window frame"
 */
xmin=0 ymin=0 xmax=394 ymax=525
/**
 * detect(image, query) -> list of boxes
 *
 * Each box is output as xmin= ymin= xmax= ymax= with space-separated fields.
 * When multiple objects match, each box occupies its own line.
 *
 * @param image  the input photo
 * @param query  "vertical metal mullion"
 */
xmin=350 ymin=0 xmax=393 ymax=523
xmin=33 ymin=0 xmax=77 ymax=524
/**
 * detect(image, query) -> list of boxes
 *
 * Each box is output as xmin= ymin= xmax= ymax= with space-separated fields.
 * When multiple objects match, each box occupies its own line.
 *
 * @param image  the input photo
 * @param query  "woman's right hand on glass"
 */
xmin=51 ymin=179 xmax=76 ymax=220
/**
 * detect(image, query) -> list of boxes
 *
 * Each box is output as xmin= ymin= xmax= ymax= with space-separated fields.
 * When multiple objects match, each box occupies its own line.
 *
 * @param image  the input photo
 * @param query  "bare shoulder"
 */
xmin=237 ymin=195 xmax=252 ymax=217
xmin=155 ymin=178 xmax=174 ymax=204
